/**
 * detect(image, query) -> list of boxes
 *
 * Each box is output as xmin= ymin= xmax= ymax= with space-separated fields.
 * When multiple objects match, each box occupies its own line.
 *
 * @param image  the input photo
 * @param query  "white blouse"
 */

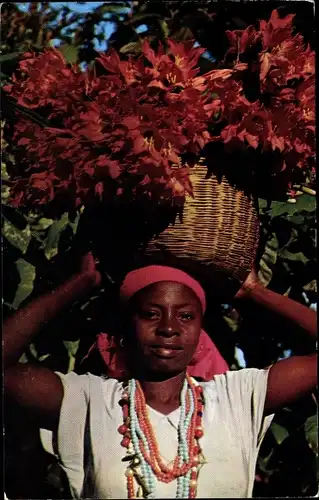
xmin=40 ymin=368 xmax=274 ymax=498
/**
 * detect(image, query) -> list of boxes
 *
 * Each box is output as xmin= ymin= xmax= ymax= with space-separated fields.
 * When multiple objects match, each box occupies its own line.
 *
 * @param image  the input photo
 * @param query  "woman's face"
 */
xmin=126 ymin=281 xmax=203 ymax=378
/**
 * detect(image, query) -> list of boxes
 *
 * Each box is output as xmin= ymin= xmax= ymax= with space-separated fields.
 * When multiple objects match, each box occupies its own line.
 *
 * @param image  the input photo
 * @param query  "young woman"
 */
xmin=4 ymin=253 xmax=317 ymax=499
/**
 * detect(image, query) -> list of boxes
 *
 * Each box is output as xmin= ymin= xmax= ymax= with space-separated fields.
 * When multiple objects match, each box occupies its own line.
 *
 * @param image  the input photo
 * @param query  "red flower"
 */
xmin=260 ymin=9 xmax=296 ymax=50
xmin=4 ymin=14 xmax=315 ymax=209
xmin=221 ymin=107 xmax=272 ymax=150
xmin=296 ymin=76 xmax=315 ymax=117
xmin=226 ymin=26 xmax=260 ymax=55
xmin=4 ymin=49 xmax=86 ymax=113
xmin=25 ymin=171 xmax=56 ymax=205
xmin=259 ymin=36 xmax=313 ymax=91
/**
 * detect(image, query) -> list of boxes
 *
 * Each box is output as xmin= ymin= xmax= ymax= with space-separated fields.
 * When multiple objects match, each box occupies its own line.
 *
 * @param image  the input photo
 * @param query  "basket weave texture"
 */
xmin=144 ymin=164 xmax=260 ymax=282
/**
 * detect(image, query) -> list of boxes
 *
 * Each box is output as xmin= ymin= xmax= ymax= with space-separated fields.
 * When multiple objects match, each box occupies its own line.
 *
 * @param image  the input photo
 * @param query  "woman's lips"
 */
xmin=150 ymin=346 xmax=182 ymax=358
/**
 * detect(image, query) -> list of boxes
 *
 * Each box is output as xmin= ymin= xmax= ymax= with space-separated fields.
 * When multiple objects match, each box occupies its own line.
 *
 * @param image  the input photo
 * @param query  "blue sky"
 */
xmin=18 ymin=2 xmax=111 ymax=13
xmin=17 ymin=2 xmax=130 ymax=50
xmin=16 ymin=3 xmax=215 ymax=59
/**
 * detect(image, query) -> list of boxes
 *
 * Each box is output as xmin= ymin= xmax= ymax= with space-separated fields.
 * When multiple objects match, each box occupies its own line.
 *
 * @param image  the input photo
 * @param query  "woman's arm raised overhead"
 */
xmin=235 ymin=268 xmax=317 ymax=415
xmin=4 ymin=253 xmax=101 ymax=431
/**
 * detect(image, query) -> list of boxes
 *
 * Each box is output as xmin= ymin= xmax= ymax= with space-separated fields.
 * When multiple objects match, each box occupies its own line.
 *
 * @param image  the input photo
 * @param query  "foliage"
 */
xmin=2 ymin=3 xmax=317 ymax=499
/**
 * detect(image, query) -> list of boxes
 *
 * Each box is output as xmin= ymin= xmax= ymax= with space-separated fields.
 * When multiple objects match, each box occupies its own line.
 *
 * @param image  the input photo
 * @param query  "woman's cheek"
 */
xmin=185 ymin=326 xmax=201 ymax=351
xmin=133 ymin=321 xmax=156 ymax=344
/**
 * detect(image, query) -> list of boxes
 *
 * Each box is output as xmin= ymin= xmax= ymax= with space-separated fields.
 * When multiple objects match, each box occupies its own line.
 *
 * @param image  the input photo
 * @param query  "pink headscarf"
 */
xmin=82 ymin=265 xmax=229 ymax=380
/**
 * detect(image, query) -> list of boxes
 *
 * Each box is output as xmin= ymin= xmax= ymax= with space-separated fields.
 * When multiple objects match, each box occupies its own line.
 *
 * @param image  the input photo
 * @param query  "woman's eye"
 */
xmin=179 ymin=312 xmax=195 ymax=321
xmin=141 ymin=310 xmax=160 ymax=320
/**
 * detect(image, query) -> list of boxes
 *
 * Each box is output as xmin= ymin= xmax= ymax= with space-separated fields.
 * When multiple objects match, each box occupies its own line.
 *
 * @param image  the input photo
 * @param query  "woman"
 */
xmin=4 ymin=253 xmax=317 ymax=499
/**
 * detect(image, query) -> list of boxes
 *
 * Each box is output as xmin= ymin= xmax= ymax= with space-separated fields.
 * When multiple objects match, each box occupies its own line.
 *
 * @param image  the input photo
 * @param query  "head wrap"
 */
xmin=82 ymin=265 xmax=229 ymax=380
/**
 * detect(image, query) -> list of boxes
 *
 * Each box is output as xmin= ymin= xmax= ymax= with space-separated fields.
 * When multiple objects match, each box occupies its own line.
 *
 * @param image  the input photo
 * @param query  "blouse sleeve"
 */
xmin=213 ymin=367 xmax=274 ymax=450
xmin=40 ymin=371 xmax=91 ymax=498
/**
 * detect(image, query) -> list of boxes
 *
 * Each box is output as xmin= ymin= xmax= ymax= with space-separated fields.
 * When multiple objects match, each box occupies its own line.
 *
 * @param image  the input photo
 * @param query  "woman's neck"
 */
xmin=138 ymin=371 xmax=186 ymax=415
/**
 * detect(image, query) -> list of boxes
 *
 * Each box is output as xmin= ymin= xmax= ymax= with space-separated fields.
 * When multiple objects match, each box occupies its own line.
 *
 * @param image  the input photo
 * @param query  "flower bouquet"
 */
xmin=3 ymin=8 xmax=315 ymax=282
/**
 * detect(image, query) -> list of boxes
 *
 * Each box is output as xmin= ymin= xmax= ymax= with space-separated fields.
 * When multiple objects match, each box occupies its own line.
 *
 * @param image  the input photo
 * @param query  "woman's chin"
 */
xmin=141 ymin=359 xmax=188 ymax=378
xmin=128 ymin=350 xmax=191 ymax=378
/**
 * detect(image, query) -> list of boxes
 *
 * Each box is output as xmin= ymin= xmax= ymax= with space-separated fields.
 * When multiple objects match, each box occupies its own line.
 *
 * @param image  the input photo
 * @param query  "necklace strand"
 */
xmin=118 ymin=375 xmax=204 ymax=498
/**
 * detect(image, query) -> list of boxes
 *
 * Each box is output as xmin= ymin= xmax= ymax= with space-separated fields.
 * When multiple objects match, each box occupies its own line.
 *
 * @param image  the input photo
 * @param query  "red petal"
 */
xmin=245 ymin=132 xmax=259 ymax=149
xmin=122 ymin=116 xmax=140 ymax=130
xmin=271 ymin=135 xmax=285 ymax=152
xmin=142 ymin=39 xmax=157 ymax=65
xmin=259 ymin=53 xmax=271 ymax=82
xmin=133 ymin=136 xmax=146 ymax=154
xmin=17 ymin=137 xmax=31 ymax=146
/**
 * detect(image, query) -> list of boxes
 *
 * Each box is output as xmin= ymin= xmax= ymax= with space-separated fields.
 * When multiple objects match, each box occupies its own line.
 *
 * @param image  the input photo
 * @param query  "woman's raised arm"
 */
xmin=235 ymin=268 xmax=317 ymax=414
xmin=4 ymin=253 xmax=101 ymax=430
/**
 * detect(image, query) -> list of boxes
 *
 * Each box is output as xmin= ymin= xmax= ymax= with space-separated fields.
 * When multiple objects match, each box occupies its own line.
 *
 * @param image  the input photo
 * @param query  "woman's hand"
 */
xmin=235 ymin=266 xmax=260 ymax=299
xmin=79 ymin=252 xmax=102 ymax=288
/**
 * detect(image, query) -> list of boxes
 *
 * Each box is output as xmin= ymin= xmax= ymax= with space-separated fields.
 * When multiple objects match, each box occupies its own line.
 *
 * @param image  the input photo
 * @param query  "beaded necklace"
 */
xmin=118 ymin=374 xmax=205 ymax=498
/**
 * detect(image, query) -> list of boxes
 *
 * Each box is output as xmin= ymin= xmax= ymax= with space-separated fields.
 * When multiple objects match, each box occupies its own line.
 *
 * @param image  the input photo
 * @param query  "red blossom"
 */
xmin=4 ymin=10 xmax=315 ymax=208
xmin=5 ymin=39 xmax=211 ymax=208
xmin=25 ymin=171 xmax=56 ymax=205
xmin=226 ymin=26 xmax=260 ymax=55
xmin=260 ymin=9 xmax=296 ymax=49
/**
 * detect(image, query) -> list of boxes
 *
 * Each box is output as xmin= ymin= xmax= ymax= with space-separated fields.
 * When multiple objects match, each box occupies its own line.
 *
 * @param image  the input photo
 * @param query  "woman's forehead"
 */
xmin=132 ymin=281 xmax=202 ymax=307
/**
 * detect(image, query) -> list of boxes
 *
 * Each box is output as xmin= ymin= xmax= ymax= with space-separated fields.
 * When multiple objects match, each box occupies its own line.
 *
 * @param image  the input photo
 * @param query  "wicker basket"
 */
xmin=143 ymin=164 xmax=260 ymax=283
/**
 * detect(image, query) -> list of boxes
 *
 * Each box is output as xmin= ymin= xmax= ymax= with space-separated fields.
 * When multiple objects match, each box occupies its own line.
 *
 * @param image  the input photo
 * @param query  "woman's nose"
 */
xmin=157 ymin=315 xmax=180 ymax=337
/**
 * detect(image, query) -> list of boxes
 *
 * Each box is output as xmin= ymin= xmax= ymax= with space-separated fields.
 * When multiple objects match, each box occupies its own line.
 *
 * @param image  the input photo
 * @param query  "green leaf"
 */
xmin=0 ymin=52 xmax=22 ymax=63
xmin=258 ymin=233 xmax=279 ymax=286
xmin=258 ymin=448 xmax=275 ymax=474
xmin=1 ymin=184 xmax=11 ymax=204
xmin=63 ymin=340 xmax=80 ymax=372
xmin=38 ymin=353 xmax=51 ymax=362
xmin=125 ymin=12 xmax=162 ymax=25
xmin=96 ymin=3 xmax=129 ymax=14
xmin=278 ymin=249 xmax=310 ymax=264
xmin=288 ymin=215 xmax=305 ymax=225
xmin=32 ymin=217 xmax=55 ymax=231
xmin=44 ymin=213 xmax=70 ymax=260
xmin=25 ymin=211 xmax=43 ymax=224
xmin=271 ymin=422 xmax=289 ymax=445
xmin=18 ymin=353 xmax=29 ymax=364
xmin=20 ymin=343 xmax=51 ymax=363
xmin=304 ymin=415 xmax=318 ymax=456
xmin=258 ymin=195 xmax=316 ymax=218
xmin=272 ymin=195 xmax=316 ymax=217
xmin=171 ymin=26 xmax=194 ymax=42
xmin=11 ymin=259 xmax=36 ymax=309
xmin=59 ymin=44 xmax=79 ymax=63
xmin=119 ymin=41 xmax=141 ymax=54
xmin=29 ymin=216 xmax=55 ymax=244
xmin=159 ymin=20 xmax=169 ymax=38
xmin=68 ymin=211 xmax=81 ymax=235
xmin=1 ymin=162 xmax=10 ymax=181
xmin=3 ymin=219 xmax=31 ymax=254
xmin=223 ymin=315 xmax=240 ymax=333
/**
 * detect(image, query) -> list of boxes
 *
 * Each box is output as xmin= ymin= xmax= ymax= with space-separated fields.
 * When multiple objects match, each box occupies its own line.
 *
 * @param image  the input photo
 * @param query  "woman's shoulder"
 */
xmin=200 ymin=367 xmax=269 ymax=383
xmin=56 ymin=371 xmax=123 ymax=399
xmin=199 ymin=367 xmax=270 ymax=396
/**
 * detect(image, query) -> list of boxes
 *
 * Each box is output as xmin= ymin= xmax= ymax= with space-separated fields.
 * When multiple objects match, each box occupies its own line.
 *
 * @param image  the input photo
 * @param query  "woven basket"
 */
xmin=143 ymin=164 xmax=260 ymax=283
